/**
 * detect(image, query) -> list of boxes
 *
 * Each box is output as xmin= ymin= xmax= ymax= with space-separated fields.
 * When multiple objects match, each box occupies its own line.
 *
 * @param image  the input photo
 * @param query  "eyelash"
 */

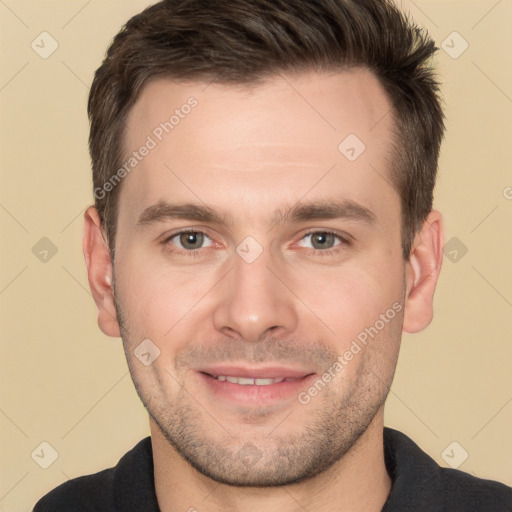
xmin=162 ymin=231 xmax=211 ymax=258
xmin=303 ymin=231 xmax=350 ymax=256
xmin=161 ymin=229 xmax=350 ymax=257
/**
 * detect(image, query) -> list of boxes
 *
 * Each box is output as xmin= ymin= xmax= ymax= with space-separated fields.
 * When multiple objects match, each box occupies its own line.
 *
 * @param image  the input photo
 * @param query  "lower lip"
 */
xmin=197 ymin=372 xmax=317 ymax=405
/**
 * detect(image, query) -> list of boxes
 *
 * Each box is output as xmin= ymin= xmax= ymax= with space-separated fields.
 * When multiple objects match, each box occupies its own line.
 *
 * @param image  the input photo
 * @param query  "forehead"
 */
xmin=118 ymin=70 xmax=397 ymax=228
xmin=125 ymin=69 xmax=392 ymax=152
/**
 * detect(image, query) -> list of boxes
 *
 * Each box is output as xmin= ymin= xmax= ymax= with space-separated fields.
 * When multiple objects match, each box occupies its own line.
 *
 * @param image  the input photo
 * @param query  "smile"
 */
xmin=210 ymin=375 xmax=301 ymax=385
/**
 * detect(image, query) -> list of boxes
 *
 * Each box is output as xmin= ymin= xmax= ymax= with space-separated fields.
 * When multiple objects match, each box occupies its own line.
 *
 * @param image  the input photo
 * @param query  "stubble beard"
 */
xmin=113 ymin=285 xmax=402 ymax=487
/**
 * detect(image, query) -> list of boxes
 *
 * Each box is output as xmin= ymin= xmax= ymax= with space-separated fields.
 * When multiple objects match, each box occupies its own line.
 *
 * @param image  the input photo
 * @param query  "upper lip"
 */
xmin=198 ymin=365 xmax=315 ymax=379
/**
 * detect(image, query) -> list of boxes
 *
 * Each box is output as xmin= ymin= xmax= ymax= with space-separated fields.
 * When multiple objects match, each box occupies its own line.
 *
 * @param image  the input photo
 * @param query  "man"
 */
xmin=34 ymin=0 xmax=512 ymax=510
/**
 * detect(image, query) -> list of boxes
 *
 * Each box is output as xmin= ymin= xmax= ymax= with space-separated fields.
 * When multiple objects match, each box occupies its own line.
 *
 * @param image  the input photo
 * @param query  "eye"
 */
xmin=162 ymin=229 xmax=348 ymax=257
xmin=297 ymin=231 xmax=346 ymax=253
xmin=165 ymin=231 xmax=213 ymax=252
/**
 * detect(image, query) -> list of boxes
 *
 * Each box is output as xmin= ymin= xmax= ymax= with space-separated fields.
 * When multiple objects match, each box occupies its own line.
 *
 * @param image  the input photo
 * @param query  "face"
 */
xmin=106 ymin=70 xmax=409 ymax=485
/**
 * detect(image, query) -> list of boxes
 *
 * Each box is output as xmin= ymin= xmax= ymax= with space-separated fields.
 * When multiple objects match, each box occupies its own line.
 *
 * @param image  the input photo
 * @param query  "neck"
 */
xmin=151 ymin=409 xmax=391 ymax=512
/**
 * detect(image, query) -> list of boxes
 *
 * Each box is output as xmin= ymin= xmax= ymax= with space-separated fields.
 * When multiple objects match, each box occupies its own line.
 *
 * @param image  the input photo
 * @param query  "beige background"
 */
xmin=1 ymin=0 xmax=511 ymax=510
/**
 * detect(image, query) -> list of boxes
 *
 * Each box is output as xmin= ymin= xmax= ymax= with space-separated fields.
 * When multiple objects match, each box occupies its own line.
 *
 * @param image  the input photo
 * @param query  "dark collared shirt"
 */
xmin=33 ymin=427 xmax=512 ymax=511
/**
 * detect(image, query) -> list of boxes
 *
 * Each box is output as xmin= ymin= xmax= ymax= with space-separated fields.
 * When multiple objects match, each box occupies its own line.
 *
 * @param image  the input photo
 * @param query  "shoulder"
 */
xmin=32 ymin=437 xmax=155 ymax=512
xmin=439 ymin=465 xmax=512 ymax=510
xmin=383 ymin=427 xmax=512 ymax=511
xmin=32 ymin=468 xmax=116 ymax=511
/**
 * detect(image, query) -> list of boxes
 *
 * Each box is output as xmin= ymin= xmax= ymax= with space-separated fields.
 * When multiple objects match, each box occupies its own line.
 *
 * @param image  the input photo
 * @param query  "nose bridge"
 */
xmin=212 ymin=240 xmax=298 ymax=341
xmin=233 ymin=246 xmax=276 ymax=303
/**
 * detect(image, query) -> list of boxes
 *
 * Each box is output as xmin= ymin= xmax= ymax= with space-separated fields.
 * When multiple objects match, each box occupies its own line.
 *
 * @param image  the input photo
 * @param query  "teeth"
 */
xmin=214 ymin=375 xmax=294 ymax=385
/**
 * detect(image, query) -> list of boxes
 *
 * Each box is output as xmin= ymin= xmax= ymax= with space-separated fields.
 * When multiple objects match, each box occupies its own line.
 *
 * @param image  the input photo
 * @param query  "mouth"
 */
xmin=196 ymin=365 xmax=317 ymax=405
xmin=204 ymin=374 xmax=302 ymax=386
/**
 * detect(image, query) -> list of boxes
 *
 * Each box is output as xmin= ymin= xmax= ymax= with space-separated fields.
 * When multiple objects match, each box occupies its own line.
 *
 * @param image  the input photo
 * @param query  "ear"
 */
xmin=82 ymin=206 xmax=121 ymax=338
xmin=402 ymin=210 xmax=444 ymax=333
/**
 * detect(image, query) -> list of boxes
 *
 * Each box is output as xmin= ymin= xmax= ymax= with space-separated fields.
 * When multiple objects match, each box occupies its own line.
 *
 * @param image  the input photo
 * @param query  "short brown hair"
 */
xmin=88 ymin=0 xmax=444 ymax=260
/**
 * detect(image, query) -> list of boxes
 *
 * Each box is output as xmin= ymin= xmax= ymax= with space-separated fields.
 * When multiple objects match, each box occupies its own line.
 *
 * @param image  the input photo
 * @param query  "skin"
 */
xmin=83 ymin=69 xmax=443 ymax=512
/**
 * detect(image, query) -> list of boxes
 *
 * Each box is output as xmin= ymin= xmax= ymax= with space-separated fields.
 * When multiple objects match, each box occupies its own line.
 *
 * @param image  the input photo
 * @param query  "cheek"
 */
xmin=290 ymin=259 xmax=404 ymax=342
xmin=115 ymin=235 xmax=405 ymax=349
xmin=116 ymin=253 xmax=217 ymax=342
xmin=300 ymin=265 xmax=404 ymax=393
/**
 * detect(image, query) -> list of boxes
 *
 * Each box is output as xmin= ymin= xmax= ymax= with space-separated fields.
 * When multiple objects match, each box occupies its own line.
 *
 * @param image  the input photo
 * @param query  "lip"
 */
xmin=196 ymin=367 xmax=317 ymax=405
xmin=197 ymin=365 xmax=314 ymax=380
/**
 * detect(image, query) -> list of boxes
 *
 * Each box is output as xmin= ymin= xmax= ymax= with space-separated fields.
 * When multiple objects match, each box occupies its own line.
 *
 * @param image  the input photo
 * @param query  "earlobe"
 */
xmin=82 ymin=206 xmax=121 ymax=338
xmin=402 ymin=210 xmax=444 ymax=334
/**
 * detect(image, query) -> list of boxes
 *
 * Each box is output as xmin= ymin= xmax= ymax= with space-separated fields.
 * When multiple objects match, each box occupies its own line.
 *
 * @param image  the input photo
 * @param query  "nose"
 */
xmin=212 ymin=244 xmax=299 ymax=343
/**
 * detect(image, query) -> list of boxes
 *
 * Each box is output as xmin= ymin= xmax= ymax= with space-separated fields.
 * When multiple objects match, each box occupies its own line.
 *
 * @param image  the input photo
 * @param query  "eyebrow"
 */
xmin=135 ymin=199 xmax=376 ymax=229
